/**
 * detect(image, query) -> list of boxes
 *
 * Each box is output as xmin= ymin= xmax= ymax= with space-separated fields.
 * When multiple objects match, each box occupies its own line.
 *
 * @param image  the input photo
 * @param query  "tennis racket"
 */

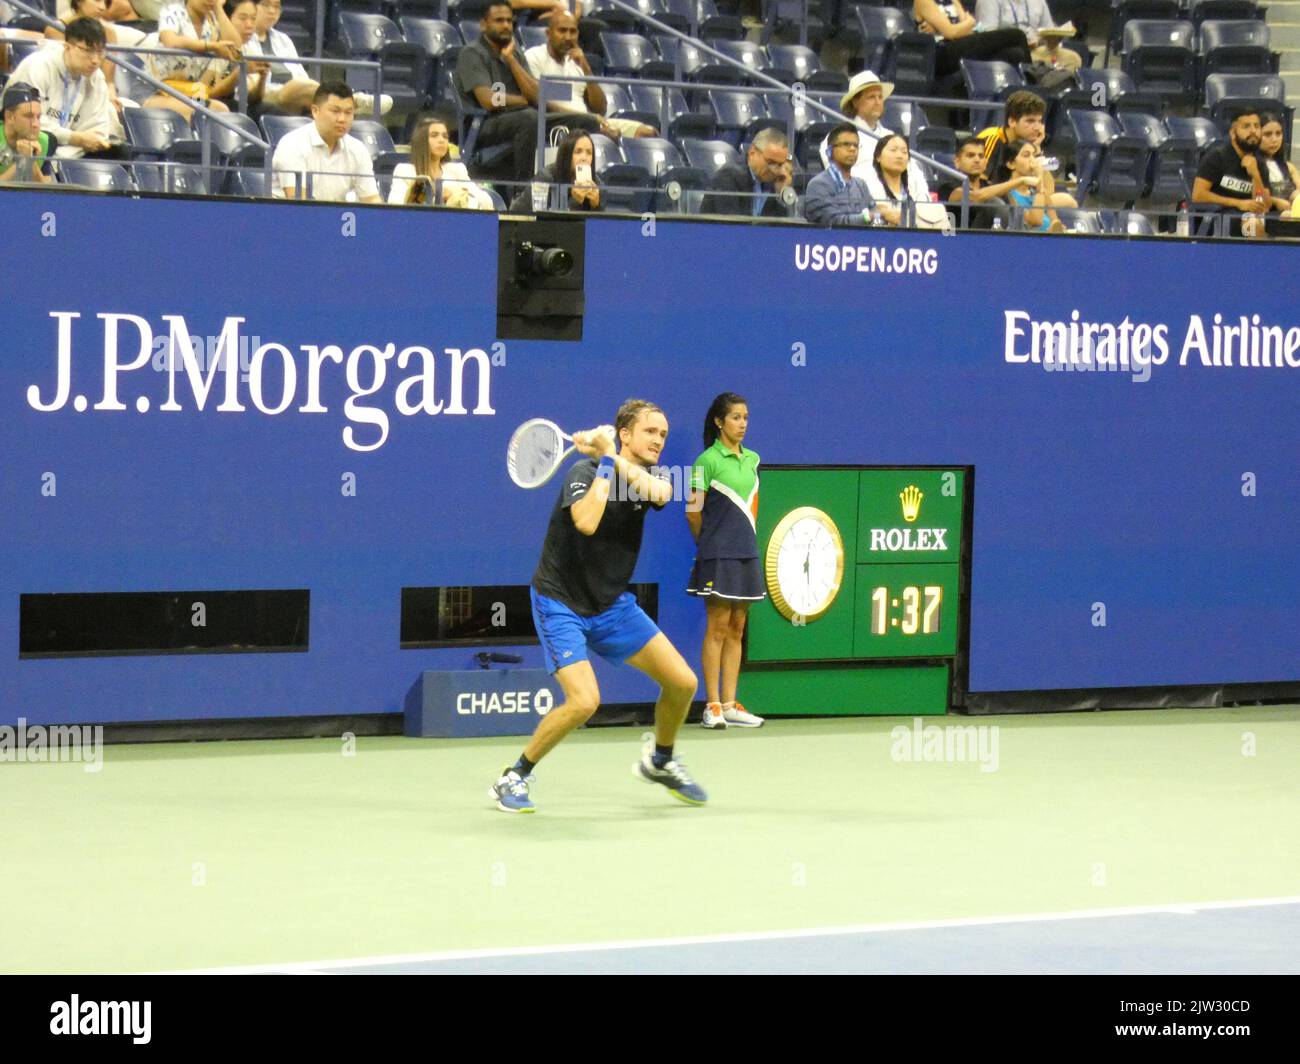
xmin=506 ymin=418 xmax=615 ymax=489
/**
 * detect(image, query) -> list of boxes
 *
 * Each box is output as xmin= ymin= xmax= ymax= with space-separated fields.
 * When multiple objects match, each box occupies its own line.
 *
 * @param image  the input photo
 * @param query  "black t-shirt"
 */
xmin=1197 ymin=142 xmax=1265 ymax=202
xmin=532 ymin=458 xmax=664 ymax=616
xmin=455 ymin=38 xmax=529 ymax=111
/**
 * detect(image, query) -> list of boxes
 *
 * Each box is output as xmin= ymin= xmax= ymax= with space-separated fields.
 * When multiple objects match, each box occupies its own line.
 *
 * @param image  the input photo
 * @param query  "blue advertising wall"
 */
xmin=2 ymin=190 xmax=1297 ymax=725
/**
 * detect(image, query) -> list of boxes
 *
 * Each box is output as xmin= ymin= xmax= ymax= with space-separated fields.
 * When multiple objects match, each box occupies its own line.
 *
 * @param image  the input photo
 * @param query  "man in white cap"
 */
xmin=821 ymin=69 xmax=928 ymax=201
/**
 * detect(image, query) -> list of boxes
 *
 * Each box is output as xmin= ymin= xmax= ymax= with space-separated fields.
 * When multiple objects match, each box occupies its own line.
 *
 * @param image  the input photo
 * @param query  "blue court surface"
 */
xmin=202 ymin=898 xmax=1300 ymax=975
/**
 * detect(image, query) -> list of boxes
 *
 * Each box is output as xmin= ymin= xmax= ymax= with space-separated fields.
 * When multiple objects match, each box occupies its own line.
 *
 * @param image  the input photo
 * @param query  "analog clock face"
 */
xmin=765 ymin=507 xmax=845 ymax=622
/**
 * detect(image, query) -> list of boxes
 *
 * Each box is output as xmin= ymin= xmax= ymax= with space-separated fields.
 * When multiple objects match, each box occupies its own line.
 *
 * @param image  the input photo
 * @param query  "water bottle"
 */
xmin=1176 ymin=204 xmax=1190 ymax=237
xmin=991 ymin=217 xmax=1003 ymax=231
xmin=871 ymin=206 xmax=885 ymax=226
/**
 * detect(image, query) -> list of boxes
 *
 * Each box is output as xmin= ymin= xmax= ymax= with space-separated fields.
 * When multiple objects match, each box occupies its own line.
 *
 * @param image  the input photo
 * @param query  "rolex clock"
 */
xmin=764 ymin=506 xmax=845 ymax=622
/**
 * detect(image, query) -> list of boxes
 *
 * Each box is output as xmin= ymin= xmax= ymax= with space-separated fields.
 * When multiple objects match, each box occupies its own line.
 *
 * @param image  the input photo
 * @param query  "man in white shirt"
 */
xmin=7 ymin=17 xmax=118 ymax=158
xmin=973 ymin=0 xmax=1082 ymax=71
xmin=271 ymin=80 xmax=381 ymax=202
xmin=246 ymin=0 xmax=390 ymax=116
xmin=821 ymin=70 xmax=928 ymax=199
xmin=523 ymin=11 xmax=653 ymax=140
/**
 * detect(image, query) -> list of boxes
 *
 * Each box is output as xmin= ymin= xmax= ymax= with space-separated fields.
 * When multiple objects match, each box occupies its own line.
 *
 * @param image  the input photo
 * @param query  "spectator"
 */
xmin=0 ymin=82 xmax=55 ymax=184
xmin=1192 ymin=108 xmax=1269 ymax=231
xmin=390 ymin=114 xmax=496 ymax=208
xmin=7 ymin=17 xmax=120 ymax=159
xmin=863 ymin=133 xmax=932 ymax=225
xmin=271 ymin=80 xmax=381 ymax=203
xmin=55 ymin=0 xmax=137 ymax=21
xmin=936 ymin=136 xmax=1022 ymax=227
xmin=819 ymin=70 xmax=929 ymax=197
xmin=1002 ymin=138 xmax=1066 ymax=232
xmin=1259 ymin=112 xmax=1297 ymax=214
xmin=509 ymin=126 xmax=602 ymax=211
xmin=523 ymin=11 xmax=654 ymax=141
xmin=913 ymin=0 xmax=1031 ymax=81
xmin=804 ymin=121 xmax=875 ymax=226
xmin=140 ymin=0 xmax=243 ymax=119
xmin=700 ymin=127 xmax=797 ymax=217
xmin=245 ymin=0 xmax=390 ymax=117
xmin=454 ymin=1 xmax=599 ymax=183
xmin=973 ymin=0 xmax=1081 ymax=72
xmin=205 ymin=0 xmax=272 ymax=114
xmin=973 ymin=89 xmax=1045 ymax=179
xmin=45 ymin=0 xmax=146 ymax=137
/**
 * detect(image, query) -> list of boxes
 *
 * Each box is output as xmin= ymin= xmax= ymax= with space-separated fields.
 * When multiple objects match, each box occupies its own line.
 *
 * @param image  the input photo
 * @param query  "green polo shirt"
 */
xmin=690 ymin=439 xmax=761 ymax=559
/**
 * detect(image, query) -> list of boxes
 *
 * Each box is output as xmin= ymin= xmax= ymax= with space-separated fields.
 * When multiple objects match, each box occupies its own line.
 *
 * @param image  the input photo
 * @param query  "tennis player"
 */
xmin=490 ymin=399 xmax=708 ymax=813
xmin=687 ymin=393 xmax=765 ymax=729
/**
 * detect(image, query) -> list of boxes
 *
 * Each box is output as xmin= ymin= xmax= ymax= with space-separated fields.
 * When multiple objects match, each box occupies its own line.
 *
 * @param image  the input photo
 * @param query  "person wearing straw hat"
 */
xmin=821 ymin=70 xmax=929 ymax=202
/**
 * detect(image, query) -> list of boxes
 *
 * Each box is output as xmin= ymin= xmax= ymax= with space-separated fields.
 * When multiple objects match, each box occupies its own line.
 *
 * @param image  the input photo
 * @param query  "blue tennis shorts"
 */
xmin=530 ymin=589 xmax=661 ymax=674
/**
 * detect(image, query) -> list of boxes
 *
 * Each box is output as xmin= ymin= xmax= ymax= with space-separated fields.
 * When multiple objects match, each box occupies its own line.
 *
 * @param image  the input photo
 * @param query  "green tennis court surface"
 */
xmin=2 ymin=708 xmax=1296 ymax=974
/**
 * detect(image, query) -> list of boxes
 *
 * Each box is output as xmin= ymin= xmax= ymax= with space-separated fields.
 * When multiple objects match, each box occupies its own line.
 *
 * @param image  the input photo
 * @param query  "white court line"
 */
xmin=167 ymin=895 xmax=1300 ymax=975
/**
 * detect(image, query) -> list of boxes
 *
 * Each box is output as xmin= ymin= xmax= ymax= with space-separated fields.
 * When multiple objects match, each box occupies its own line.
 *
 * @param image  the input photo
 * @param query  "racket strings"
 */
xmin=509 ymin=423 xmax=566 ymax=487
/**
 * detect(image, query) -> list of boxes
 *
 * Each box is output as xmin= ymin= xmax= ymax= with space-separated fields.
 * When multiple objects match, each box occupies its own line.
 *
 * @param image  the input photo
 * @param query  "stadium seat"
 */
xmin=1117 ymin=111 xmax=1168 ymax=149
xmin=1122 ymin=21 xmax=1198 ymax=105
xmin=795 ymin=119 xmax=839 ymax=170
xmin=654 ymin=37 xmax=706 ymax=79
xmin=1203 ymin=73 xmax=1286 ymax=127
xmin=766 ymin=89 xmax=820 ymax=137
xmin=519 ymin=25 xmax=547 ymax=50
xmin=708 ymin=90 xmax=780 ymax=147
xmin=192 ymin=111 xmax=264 ymax=165
xmin=371 ymin=43 xmax=433 ymax=115
xmin=711 ymin=38 xmax=766 ymax=81
xmin=1105 ymin=0 xmax=1180 ymax=64
xmin=598 ymin=162 xmax=655 ymax=212
xmin=855 ymin=6 xmax=906 ymax=79
xmin=1068 ymin=108 xmax=1153 ymax=204
xmin=1053 ymin=207 xmax=1106 ymax=233
xmin=961 ymin=60 xmax=1026 ymax=131
xmin=1188 ymin=0 xmax=1260 ymax=28
xmin=1111 ymin=209 xmax=1156 ymax=235
xmin=884 ymin=99 xmax=929 ymax=143
xmin=457 ymin=18 xmax=481 ymax=45
xmin=59 ymin=159 xmax=133 ymax=191
xmin=588 ymin=1 xmax=643 ymax=32
xmin=339 ymin=12 xmax=403 ymax=58
xmin=227 ymin=167 xmax=269 ymax=198
xmin=260 ymin=114 xmax=311 ymax=149
xmin=766 ymin=44 xmax=834 ymax=89
xmin=350 ymin=119 xmax=397 ymax=160
xmin=915 ymin=126 xmax=957 ymax=158
xmin=1063 ymin=68 xmax=1163 ymax=117
xmin=1164 ymin=115 xmax=1221 ymax=149
xmin=619 ymin=136 xmax=710 ymax=210
xmin=399 ymin=16 xmax=461 ymax=58
xmin=122 ymin=108 xmax=190 ymax=161
xmin=891 ymin=33 xmax=937 ymax=96
xmin=680 ymin=137 xmax=741 ymax=176
xmin=588 ymin=132 xmax=622 ymax=176
xmin=1198 ymin=20 xmax=1275 ymax=78
xmin=136 ymin=162 xmax=209 ymax=196
xmin=759 ymin=0 xmax=827 ymax=50
xmin=599 ymin=32 xmax=657 ymax=77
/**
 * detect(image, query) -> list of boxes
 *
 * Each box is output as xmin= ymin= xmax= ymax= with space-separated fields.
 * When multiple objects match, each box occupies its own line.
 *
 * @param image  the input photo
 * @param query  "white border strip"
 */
xmin=167 ymin=895 xmax=1300 ymax=974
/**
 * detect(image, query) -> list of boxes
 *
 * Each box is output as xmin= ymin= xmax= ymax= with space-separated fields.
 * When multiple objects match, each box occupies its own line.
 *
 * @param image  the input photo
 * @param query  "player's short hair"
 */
xmin=1004 ymin=91 xmax=1046 ymax=123
xmin=615 ymin=399 xmax=664 ymax=434
xmin=313 ymin=80 xmax=353 ymax=106
xmin=65 ymin=16 xmax=107 ymax=49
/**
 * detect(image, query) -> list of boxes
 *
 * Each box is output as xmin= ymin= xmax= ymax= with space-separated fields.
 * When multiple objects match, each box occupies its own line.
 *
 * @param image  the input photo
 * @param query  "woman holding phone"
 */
xmin=509 ymin=128 xmax=603 ymax=212
xmin=687 ymin=393 xmax=765 ymax=730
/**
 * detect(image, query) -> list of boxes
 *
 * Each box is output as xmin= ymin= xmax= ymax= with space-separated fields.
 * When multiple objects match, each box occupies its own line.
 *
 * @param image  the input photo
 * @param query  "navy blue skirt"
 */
xmin=686 ymin=557 xmax=766 ymax=601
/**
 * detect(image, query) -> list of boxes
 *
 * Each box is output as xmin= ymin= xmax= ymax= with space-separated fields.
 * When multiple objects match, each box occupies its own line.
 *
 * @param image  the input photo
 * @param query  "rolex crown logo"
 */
xmin=899 ymin=485 xmax=923 ymax=523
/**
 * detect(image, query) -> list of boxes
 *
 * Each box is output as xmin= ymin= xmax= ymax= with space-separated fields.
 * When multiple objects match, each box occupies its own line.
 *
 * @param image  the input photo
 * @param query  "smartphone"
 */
xmin=575 ymin=163 xmax=592 ymax=185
